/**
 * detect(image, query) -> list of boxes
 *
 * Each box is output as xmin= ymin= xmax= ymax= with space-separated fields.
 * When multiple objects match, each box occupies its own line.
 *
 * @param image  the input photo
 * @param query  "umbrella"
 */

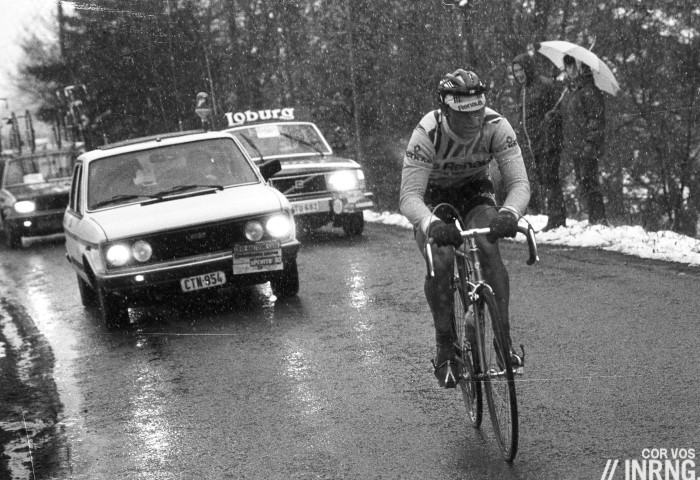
xmin=535 ymin=40 xmax=620 ymax=96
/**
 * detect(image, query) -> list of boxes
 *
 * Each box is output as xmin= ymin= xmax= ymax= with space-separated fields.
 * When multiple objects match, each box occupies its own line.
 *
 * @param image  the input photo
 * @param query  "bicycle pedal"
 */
xmin=512 ymin=344 xmax=525 ymax=375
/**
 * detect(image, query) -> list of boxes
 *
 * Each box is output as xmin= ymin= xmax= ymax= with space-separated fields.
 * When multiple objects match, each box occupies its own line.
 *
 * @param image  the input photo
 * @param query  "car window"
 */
xmin=69 ymin=163 xmax=82 ymax=213
xmin=3 ymin=153 xmax=74 ymax=186
xmin=86 ymin=138 xmax=259 ymax=209
xmin=230 ymin=122 xmax=331 ymax=160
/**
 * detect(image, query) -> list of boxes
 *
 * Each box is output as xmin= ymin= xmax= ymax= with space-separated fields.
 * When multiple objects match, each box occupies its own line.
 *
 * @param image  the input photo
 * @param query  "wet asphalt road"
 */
xmin=1 ymin=222 xmax=699 ymax=479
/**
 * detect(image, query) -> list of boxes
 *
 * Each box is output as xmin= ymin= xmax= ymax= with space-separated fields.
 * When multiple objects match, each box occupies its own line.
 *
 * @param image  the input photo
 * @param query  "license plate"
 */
xmin=233 ymin=240 xmax=283 ymax=274
xmin=181 ymin=271 xmax=226 ymax=292
xmin=292 ymin=200 xmax=329 ymax=215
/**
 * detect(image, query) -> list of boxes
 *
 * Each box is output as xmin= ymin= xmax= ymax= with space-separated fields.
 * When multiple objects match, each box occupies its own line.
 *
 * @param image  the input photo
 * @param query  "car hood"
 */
xmin=87 ymin=184 xmax=285 ymax=240
xmin=4 ymin=179 xmax=72 ymax=201
xmin=261 ymin=154 xmax=361 ymax=174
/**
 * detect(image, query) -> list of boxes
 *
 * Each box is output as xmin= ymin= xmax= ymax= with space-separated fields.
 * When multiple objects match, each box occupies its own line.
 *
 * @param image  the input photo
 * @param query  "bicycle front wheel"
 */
xmin=453 ymin=253 xmax=482 ymax=428
xmin=476 ymin=288 xmax=518 ymax=462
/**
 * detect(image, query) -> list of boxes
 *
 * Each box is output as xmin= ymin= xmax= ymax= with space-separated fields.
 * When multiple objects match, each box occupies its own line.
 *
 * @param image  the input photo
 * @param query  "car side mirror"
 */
xmin=258 ymin=159 xmax=281 ymax=181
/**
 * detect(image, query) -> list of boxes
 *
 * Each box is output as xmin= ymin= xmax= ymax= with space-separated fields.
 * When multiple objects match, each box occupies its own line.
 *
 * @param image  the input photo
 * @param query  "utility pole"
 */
xmin=346 ymin=3 xmax=365 ymax=164
xmin=203 ymin=45 xmax=218 ymax=117
xmin=0 ymin=98 xmax=8 ymax=153
xmin=58 ymin=0 xmax=64 ymax=58
xmin=166 ymin=0 xmax=183 ymax=130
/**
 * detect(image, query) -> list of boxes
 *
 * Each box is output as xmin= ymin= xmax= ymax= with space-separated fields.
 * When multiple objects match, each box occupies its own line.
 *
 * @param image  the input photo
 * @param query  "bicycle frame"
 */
xmin=429 ymin=222 xmax=536 ymax=372
xmin=454 ymin=230 xmax=496 ymax=380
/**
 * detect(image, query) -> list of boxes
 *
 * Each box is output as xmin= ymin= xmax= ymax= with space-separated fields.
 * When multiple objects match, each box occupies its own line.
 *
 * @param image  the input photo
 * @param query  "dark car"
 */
xmin=0 ymin=149 xmax=77 ymax=248
xmin=223 ymin=107 xmax=374 ymax=236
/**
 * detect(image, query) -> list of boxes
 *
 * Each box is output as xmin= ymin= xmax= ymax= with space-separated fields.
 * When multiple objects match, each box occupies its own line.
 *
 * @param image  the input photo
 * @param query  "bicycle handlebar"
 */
xmin=427 ymin=224 xmax=539 ymax=275
xmin=517 ymin=225 xmax=539 ymax=265
xmin=456 ymin=225 xmax=538 ymax=265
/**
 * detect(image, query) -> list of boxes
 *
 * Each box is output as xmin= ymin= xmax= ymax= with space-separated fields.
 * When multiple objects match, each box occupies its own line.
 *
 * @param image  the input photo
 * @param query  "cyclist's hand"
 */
xmin=430 ymin=221 xmax=463 ymax=247
xmin=486 ymin=210 xmax=519 ymax=244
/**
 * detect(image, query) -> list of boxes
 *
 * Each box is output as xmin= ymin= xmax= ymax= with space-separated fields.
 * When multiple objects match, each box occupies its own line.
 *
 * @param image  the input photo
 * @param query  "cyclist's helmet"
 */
xmin=437 ymin=69 xmax=487 ymax=112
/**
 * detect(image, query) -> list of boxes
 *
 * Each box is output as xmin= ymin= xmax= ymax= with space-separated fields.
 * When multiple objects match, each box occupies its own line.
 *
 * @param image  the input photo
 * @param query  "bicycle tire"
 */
xmin=452 ymin=249 xmax=482 ymax=428
xmin=476 ymin=288 xmax=518 ymax=462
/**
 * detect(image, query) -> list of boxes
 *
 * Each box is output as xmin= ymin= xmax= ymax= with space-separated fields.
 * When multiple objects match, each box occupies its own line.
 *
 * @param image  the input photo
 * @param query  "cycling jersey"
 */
xmin=400 ymin=107 xmax=531 ymax=232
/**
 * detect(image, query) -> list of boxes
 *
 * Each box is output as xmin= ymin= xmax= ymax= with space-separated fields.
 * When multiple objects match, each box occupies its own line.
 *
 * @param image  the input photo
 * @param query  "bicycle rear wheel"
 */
xmin=452 ymin=252 xmax=482 ymax=427
xmin=476 ymin=288 xmax=518 ymax=462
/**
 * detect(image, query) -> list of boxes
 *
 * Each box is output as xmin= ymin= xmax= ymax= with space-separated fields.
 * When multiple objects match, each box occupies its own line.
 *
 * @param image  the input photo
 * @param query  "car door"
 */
xmin=64 ymin=162 xmax=86 ymax=273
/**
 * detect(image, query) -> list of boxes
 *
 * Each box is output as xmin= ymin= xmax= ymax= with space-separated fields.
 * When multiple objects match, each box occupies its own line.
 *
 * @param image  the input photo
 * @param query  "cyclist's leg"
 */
xmin=463 ymin=204 xmax=514 ymax=352
xmin=415 ymin=228 xmax=458 ymax=387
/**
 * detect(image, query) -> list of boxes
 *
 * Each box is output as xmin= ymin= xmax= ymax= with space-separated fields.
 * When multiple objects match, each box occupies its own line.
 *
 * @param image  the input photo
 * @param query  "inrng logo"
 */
xmin=601 ymin=448 xmax=696 ymax=480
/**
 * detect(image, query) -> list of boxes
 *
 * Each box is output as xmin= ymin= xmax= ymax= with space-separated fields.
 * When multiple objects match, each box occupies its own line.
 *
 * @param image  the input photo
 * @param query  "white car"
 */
xmin=63 ymin=130 xmax=299 ymax=329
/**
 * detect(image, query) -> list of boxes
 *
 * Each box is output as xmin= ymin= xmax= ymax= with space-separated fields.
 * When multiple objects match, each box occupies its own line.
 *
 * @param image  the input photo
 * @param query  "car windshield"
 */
xmin=229 ymin=122 xmax=331 ymax=160
xmin=86 ymin=138 xmax=259 ymax=210
xmin=3 ymin=152 xmax=74 ymax=186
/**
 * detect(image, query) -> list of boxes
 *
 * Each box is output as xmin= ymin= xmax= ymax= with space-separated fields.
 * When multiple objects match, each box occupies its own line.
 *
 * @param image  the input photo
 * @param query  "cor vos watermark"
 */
xmin=601 ymin=448 xmax=696 ymax=480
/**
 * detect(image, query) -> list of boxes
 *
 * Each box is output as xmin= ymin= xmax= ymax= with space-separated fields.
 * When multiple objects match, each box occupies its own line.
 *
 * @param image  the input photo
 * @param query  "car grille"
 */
xmin=271 ymin=173 xmax=327 ymax=198
xmin=107 ymin=216 xmax=276 ymax=267
xmin=35 ymin=193 xmax=69 ymax=211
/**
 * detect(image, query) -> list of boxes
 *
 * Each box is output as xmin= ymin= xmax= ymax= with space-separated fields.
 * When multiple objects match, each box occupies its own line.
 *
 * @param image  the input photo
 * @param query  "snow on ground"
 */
xmin=364 ymin=211 xmax=700 ymax=267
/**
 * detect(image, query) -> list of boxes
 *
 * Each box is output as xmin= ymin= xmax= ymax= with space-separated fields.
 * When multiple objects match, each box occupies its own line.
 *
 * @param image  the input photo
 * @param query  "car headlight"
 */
xmin=266 ymin=214 xmax=292 ymax=239
xmin=245 ymin=221 xmax=264 ymax=241
xmin=105 ymin=244 xmax=131 ymax=267
xmin=132 ymin=240 xmax=153 ymax=262
xmin=14 ymin=200 xmax=36 ymax=214
xmin=327 ymin=170 xmax=358 ymax=191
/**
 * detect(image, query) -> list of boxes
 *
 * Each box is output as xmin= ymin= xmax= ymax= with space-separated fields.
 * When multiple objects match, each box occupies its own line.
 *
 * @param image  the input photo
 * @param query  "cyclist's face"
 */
xmin=446 ymin=108 xmax=485 ymax=139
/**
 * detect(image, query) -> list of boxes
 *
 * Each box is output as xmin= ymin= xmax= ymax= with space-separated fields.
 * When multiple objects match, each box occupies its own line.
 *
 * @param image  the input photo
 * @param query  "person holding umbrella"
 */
xmin=536 ymin=40 xmax=619 ymax=226
xmin=558 ymin=54 xmax=608 ymax=225
xmin=511 ymin=52 xmax=567 ymax=230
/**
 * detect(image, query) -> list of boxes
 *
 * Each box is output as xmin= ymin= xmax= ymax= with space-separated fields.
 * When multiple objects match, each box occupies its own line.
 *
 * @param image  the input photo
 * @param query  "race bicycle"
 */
xmin=426 ymin=203 xmax=538 ymax=462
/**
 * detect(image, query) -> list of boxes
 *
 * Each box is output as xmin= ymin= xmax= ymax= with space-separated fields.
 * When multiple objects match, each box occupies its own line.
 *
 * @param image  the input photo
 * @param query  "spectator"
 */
xmin=512 ymin=53 xmax=567 ymax=230
xmin=558 ymin=54 xmax=608 ymax=225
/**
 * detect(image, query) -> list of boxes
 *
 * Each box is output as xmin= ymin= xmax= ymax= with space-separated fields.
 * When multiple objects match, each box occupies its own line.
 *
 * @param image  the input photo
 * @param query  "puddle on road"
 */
xmin=0 ymin=297 xmax=71 ymax=479
xmin=0 ymin=310 xmax=35 ymax=384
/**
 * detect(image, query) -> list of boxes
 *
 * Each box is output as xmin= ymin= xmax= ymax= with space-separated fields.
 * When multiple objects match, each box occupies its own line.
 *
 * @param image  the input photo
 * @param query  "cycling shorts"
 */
xmin=424 ymin=177 xmax=497 ymax=224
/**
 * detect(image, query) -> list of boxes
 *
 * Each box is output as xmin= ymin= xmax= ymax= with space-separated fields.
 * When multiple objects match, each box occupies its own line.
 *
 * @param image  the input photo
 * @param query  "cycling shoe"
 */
xmin=432 ymin=358 xmax=458 ymax=388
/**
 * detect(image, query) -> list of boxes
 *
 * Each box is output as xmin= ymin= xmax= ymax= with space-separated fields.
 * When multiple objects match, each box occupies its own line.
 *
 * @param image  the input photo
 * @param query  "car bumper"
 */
xmin=5 ymin=210 xmax=65 ymax=237
xmin=92 ymin=241 xmax=299 ymax=300
xmin=290 ymin=191 xmax=374 ymax=217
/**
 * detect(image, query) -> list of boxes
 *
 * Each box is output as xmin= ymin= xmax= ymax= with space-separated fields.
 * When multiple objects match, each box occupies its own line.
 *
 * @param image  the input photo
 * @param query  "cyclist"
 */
xmin=399 ymin=69 xmax=531 ymax=388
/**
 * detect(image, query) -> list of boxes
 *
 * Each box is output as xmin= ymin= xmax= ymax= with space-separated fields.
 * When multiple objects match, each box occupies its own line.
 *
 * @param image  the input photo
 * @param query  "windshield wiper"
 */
xmin=279 ymin=132 xmax=326 ymax=156
xmin=90 ymin=194 xmax=159 ymax=209
xmin=155 ymin=184 xmax=224 ymax=197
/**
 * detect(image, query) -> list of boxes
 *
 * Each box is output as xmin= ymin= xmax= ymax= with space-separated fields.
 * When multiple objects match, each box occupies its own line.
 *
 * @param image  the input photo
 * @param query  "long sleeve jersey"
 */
xmin=399 ymin=107 xmax=531 ymax=233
